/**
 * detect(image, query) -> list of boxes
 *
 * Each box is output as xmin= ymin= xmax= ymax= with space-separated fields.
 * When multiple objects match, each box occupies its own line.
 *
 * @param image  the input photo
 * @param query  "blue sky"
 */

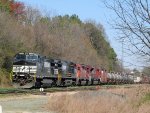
xmin=16 ymin=0 xmax=140 ymax=70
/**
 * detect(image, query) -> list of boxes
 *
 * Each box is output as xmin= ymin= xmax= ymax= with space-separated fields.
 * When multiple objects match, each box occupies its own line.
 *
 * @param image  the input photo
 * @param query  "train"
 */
xmin=11 ymin=52 xmax=148 ymax=88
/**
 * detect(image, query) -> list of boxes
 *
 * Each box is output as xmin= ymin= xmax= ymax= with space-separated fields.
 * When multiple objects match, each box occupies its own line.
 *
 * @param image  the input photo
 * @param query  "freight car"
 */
xmin=134 ymin=75 xmax=150 ymax=84
xmin=141 ymin=75 xmax=150 ymax=84
xmin=11 ymin=52 xmax=136 ymax=88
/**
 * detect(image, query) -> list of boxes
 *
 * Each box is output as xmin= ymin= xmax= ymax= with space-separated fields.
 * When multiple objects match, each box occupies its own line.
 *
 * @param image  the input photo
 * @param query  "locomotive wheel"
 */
xmin=91 ymin=80 xmax=94 ymax=85
xmin=85 ymin=80 xmax=89 ymax=86
xmin=13 ymin=82 xmax=34 ymax=89
xmin=78 ymin=80 xmax=81 ymax=86
xmin=35 ymin=81 xmax=41 ymax=88
xmin=98 ymin=79 xmax=101 ymax=85
xmin=72 ymin=81 xmax=76 ymax=86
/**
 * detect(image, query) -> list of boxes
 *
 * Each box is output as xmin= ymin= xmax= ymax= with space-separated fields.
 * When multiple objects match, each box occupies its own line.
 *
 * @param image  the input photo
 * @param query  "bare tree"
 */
xmin=142 ymin=66 xmax=150 ymax=75
xmin=105 ymin=0 xmax=150 ymax=63
xmin=24 ymin=6 xmax=41 ymax=25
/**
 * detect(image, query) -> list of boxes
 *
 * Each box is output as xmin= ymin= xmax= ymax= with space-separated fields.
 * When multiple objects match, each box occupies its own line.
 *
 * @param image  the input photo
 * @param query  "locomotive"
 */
xmin=11 ymin=53 xmax=44 ymax=88
xmin=11 ymin=52 xmax=135 ymax=88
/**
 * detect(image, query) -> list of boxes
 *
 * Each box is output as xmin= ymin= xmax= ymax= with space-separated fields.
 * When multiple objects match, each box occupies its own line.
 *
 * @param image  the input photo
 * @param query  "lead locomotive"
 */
xmin=12 ymin=53 xmax=44 ymax=88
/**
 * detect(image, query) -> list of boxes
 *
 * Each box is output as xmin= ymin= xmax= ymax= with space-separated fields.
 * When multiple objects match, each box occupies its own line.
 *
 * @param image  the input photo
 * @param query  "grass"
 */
xmin=0 ymin=69 xmax=11 ymax=88
xmin=137 ymin=92 xmax=150 ymax=107
xmin=46 ymin=84 xmax=150 ymax=113
xmin=142 ymin=93 xmax=150 ymax=103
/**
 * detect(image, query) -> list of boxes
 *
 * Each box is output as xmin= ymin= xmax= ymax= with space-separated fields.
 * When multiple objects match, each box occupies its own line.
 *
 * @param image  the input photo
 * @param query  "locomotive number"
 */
xmin=54 ymin=69 xmax=58 ymax=75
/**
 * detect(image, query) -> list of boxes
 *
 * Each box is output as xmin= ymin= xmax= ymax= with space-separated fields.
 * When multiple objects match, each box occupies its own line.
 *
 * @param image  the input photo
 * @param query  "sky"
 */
xmin=16 ymin=0 xmax=141 ymax=70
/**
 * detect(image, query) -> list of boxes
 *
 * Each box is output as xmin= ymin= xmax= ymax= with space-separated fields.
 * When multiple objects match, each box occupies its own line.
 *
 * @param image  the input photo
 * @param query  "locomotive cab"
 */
xmin=12 ymin=53 xmax=44 ymax=88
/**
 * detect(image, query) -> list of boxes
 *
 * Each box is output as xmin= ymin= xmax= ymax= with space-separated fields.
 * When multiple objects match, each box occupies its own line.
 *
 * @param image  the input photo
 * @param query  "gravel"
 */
xmin=0 ymin=95 xmax=54 ymax=113
xmin=0 ymin=89 xmax=126 ymax=113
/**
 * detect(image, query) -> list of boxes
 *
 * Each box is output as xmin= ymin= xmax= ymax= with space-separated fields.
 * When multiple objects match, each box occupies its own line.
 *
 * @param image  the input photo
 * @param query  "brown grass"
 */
xmin=0 ymin=70 xmax=11 ymax=88
xmin=46 ymin=85 xmax=150 ymax=113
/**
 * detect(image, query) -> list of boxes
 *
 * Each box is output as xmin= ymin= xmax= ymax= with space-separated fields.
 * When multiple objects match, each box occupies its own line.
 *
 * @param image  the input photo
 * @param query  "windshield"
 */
xmin=26 ymin=55 xmax=38 ymax=61
xmin=15 ymin=54 xmax=26 ymax=60
xmin=14 ymin=53 xmax=38 ymax=62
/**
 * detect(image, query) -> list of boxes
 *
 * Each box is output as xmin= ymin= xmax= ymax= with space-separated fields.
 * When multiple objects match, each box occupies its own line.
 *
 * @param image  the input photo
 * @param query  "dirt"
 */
xmin=0 ymin=92 xmax=77 ymax=113
xmin=0 ymin=94 xmax=48 ymax=113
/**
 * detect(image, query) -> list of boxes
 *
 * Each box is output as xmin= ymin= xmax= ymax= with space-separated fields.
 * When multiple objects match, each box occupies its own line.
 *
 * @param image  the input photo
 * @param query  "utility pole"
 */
xmin=121 ymin=38 xmax=124 ymax=74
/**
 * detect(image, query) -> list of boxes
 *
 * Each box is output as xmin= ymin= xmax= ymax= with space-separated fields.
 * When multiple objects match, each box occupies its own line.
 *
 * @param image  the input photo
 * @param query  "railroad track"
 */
xmin=0 ymin=84 xmax=135 ymax=95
